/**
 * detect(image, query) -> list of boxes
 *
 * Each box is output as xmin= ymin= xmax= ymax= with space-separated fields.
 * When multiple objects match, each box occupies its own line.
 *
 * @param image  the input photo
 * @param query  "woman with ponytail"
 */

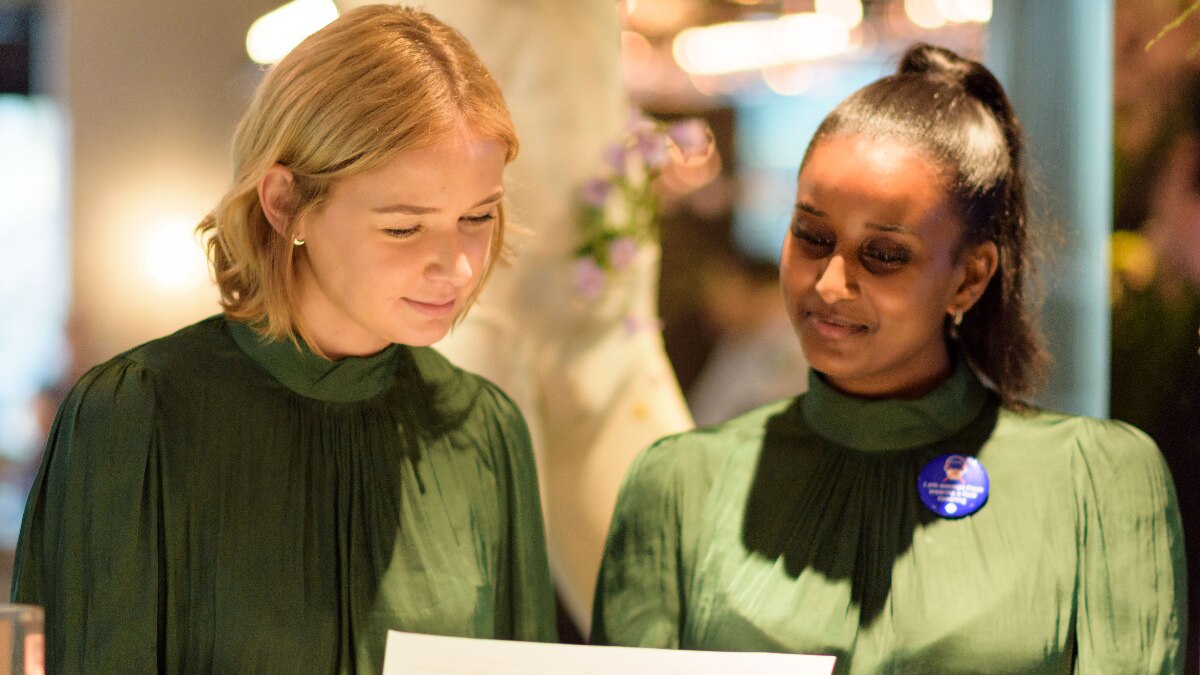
xmin=12 ymin=6 xmax=557 ymax=672
xmin=593 ymin=44 xmax=1185 ymax=672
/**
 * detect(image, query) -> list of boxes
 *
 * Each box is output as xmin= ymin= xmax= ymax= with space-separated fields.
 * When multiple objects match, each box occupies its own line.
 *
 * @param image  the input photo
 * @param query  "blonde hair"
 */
xmin=198 ymin=4 xmax=518 ymax=351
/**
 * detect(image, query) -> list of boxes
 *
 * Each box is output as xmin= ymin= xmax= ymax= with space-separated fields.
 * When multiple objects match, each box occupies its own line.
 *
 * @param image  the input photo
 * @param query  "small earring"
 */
xmin=948 ymin=308 xmax=964 ymax=339
xmin=292 ymin=237 xmax=305 ymax=246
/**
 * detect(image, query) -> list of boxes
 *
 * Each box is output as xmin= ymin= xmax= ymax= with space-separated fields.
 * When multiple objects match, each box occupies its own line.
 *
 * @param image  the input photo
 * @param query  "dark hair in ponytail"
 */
xmin=801 ymin=43 xmax=1048 ymax=407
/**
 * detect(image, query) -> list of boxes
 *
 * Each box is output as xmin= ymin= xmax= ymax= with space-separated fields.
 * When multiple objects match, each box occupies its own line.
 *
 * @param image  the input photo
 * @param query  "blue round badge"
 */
xmin=917 ymin=453 xmax=989 ymax=518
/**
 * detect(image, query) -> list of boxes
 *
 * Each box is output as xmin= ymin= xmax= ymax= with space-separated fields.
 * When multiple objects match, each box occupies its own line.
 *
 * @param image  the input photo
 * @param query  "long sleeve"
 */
xmin=485 ymin=383 xmax=558 ymax=643
xmin=588 ymin=369 xmax=1187 ymax=671
xmin=12 ymin=317 xmax=564 ymax=673
xmin=1072 ymin=419 xmax=1187 ymax=673
xmin=12 ymin=357 xmax=162 ymax=673
xmin=591 ymin=439 xmax=688 ymax=647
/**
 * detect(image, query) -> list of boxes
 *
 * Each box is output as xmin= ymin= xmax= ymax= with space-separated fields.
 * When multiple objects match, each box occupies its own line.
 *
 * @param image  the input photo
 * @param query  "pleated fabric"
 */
xmin=12 ymin=316 xmax=557 ymax=673
xmin=593 ymin=357 xmax=1187 ymax=674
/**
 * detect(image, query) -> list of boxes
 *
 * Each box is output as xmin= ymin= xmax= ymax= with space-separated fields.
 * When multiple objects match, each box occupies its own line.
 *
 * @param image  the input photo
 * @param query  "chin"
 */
xmin=395 ymin=325 xmax=454 ymax=348
xmin=391 ymin=334 xmax=441 ymax=348
xmin=804 ymin=348 xmax=868 ymax=380
xmin=800 ymin=338 xmax=849 ymax=367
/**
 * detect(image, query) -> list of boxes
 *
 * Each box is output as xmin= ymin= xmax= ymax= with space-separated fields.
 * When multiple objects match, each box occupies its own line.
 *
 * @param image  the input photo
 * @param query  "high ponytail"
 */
xmin=802 ymin=43 xmax=1048 ymax=408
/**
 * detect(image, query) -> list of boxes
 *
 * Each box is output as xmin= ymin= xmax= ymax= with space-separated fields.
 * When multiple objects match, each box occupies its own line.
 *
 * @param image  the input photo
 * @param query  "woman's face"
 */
xmin=293 ymin=127 xmax=506 ymax=358
xmin=780 ymin=134 xmax=990 ymax=398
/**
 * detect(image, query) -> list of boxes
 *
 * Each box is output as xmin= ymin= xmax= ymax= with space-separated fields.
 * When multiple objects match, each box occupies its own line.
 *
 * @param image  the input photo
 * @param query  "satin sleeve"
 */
xmin=12 ymin=357 xmax=163 ymax=673
xmin=1072 ymin=418 xmax=1187 ymax=673
xmin=591 ymin=437 xmax=695 ymax=647
xmin=482 ymin=382 xmax=558 ymax=643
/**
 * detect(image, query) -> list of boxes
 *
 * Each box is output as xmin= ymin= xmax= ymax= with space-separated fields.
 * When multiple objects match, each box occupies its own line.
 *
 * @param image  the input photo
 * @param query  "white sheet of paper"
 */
xmin=382 ymin=631 xmax=837 ymax=675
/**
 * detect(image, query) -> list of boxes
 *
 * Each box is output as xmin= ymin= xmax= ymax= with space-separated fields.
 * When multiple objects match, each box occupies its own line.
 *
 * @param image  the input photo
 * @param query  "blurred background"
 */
xmin=0 ymin=0 xmax=1195 ymax=664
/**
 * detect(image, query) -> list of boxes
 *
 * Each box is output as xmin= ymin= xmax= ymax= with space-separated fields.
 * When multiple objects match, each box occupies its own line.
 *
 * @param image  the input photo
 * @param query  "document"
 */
xmin=382 ymin=631 xmax=837 ymax=674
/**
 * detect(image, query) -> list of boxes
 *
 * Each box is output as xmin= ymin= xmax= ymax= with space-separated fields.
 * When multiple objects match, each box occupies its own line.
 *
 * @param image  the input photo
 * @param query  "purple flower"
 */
xmin=609 ymin=237 xmax=639 ymax=270
xmin=667 ymin=119 xmax=710 ymax=160
xmin=572 ymin=257 xmax=607 ymax=299
xmin=636 ymin=130 xmax=669 ymax=170
xmin=581 ymin=177 xmax=612 ymax=208
xmin=603 ymin=143 xmax=628 ymax=175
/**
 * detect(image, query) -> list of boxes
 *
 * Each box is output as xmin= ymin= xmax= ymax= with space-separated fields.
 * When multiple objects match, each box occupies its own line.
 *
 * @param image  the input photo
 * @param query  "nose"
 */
xmin=814 ymin=254 xmax=854 ymax=304
xmin=426 ymin=233 xmax=476 ymax=288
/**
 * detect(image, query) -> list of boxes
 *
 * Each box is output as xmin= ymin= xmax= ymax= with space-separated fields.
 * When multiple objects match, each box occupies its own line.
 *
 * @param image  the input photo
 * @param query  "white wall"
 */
xmin=56 ymin=0 xmax=277 ymax=370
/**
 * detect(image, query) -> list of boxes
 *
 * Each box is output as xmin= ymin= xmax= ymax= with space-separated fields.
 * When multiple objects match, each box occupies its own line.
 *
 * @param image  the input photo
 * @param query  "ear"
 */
xmin=950 ymin=240 xmax=999 ymax=316
xmin=257 ymin=164 xmax=296 ymax=239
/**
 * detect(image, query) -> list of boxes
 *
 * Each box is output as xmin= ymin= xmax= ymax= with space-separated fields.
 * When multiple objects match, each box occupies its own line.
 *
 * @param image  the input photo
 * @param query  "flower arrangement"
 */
xmin=572 ymin=113 xmax=712 ymax=299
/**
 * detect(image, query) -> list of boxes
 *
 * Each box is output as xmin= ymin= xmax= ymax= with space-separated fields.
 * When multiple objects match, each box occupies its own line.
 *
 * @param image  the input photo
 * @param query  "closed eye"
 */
xmin=791 ymin=221 xmax=834 ymax=258
xmin=462 ymin=212 xmax=496 ymax=225
xmin=794 ymin=227 xmax=833 ymax=247
xmin=384 ymin=225 xmax=421 ymax=239
xmin=860 ymin=241 xmax=912 ymax=273
xmin=864 ymin=247 xmax=909 ymax=264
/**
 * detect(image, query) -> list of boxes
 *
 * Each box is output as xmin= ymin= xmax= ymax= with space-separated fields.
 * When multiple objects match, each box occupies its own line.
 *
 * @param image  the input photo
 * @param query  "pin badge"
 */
xmin=917 ymin=453 xmax=989 ymax=518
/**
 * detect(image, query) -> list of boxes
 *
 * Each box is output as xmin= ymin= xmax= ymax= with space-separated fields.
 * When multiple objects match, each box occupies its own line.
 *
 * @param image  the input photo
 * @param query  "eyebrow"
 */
xmin=794 ymin=201 xmax=917 ymax=236
xmin=868 ymin=222 xmax=917 ymax=236
xmin=794 ymin=201 xmax=825 ymax=218
xmin=372 ymin=189 xmax=505 ymax=215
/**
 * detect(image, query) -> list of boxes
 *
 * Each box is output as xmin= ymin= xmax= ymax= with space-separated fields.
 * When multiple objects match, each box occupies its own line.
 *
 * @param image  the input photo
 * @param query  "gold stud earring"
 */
xmin=292 ymin=237 xmax=305 ymax=246
xmin=953 ymin=309 xmax=964 ymax=327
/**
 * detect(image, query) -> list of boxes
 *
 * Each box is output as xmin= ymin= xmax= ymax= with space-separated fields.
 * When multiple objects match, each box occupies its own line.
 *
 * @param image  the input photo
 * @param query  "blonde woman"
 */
xmin=338 ymin=0 xmax=695 ymax=631
xmin=12 ymin=5 xmax=556 ymax=672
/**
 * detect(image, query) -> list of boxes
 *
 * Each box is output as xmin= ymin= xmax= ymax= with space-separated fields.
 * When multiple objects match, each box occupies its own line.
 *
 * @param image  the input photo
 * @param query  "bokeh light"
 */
xmin=245 ymin=0 xmax=338 ymax=65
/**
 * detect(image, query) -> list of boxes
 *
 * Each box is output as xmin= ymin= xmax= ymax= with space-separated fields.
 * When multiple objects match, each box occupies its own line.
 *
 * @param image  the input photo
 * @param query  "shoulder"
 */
xmin=623 ymin=398 xmax=792 ymax=499
xmin=403 ymin=347 xmax=531 ymax=467
xmin=64 ymin=316 xmax=235 ymax=402
xmin=1068 ymin=416 xmax=1172 ymax=495
xmin=115 ymin=315 xmax=230 ymax=376
xmin=406 ymin=346 xmax=523 ymax=422
xmin=996 ymin=407 xmax=1172 ymax=495
xmin=55 ymin=316 xmax=232 ymax=432
xmin=996 ymin=406 xmax=1161 ymax=460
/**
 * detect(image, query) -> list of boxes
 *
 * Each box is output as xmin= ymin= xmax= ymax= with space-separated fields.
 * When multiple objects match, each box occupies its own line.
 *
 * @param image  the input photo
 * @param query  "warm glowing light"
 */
xmin=674 ymin=21 xmax=770 ymax=76
xmin=933 ymin=0 xmax=992 ymax=23
xmin=933 ymin=0 xmax=969 ymax=23
xmin=246 ymin=0 xmax=339 ymax=65
xmin=956 ymin=0 xmax=992 ymax=22
xmin=625 ymin=0 xmax=697 ymax=35
xmin=816 ymin=0 xmax=864 ymax=29
xmin=139 ymin=215 xmax=209 ymax=295
xmin=673 ymin=13 xmax=850 ymax=76
xmin=774 ymin=13 xmax=853 ymax=59
xmin=904 ymin=0 xmax=947 ymax=29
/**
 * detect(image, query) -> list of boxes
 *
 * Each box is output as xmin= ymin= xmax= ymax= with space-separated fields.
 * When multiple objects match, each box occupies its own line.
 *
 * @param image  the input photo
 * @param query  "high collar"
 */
xmin=226 ymin=320 xmax=401 ymax=402
xmin=800 ymin=356 xmax=988 ymax=452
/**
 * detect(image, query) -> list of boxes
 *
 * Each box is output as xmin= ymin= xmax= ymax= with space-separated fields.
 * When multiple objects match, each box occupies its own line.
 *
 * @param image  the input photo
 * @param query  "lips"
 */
xmin=405 ymin=297 xmax=457 ymax=317
xmin=805 ymin=310 xmax=868 ymax=339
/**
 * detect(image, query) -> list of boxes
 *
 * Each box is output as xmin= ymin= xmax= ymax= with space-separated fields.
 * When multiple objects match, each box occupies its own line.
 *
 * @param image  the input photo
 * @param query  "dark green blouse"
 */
xmin=593 ymin=358 xmax=1187 ymax=673
xmin=12 ymin=316 xmax=556 ymax=673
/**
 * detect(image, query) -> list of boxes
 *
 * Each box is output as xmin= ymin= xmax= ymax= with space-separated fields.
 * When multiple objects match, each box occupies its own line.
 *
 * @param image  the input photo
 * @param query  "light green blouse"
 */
xmin=593 ymin=358 xmax=1186 ymax=673
xmin=13 ymin=316 xmax=557 ymax=673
